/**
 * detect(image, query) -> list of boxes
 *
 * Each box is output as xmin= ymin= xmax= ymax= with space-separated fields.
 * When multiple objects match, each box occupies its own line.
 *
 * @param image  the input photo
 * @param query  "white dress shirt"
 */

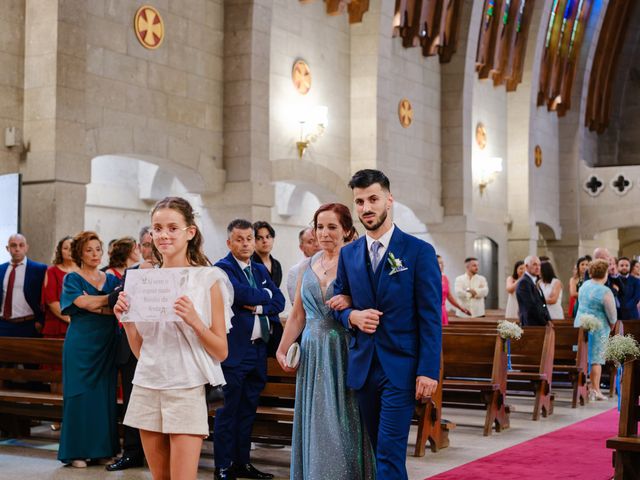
xmin=234 ymin=257 xmax=269 ymax=341
xmin=365 ymin=225 xmax=395 ymax=269
xmin=454 ymin=272 xmax=489 ymax=317
xmin=2 ymin=258 xmax=34 ymax=319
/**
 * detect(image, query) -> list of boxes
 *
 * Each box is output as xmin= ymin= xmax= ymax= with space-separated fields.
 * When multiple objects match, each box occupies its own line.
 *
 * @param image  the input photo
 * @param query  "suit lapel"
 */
xmin=227 ymin=252 xmax=250 ymax=286
xmin=352 ymin=238 xmax=376 ymax=304
xmin=376 ymin=227 xmax=406 ymax=299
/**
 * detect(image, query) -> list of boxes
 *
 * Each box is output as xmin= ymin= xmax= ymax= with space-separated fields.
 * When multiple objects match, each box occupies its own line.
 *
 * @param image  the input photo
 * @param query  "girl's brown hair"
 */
xmin=150 ymin=197 xmax=211 ymax=267
xmin=70 ymin=231 xmax=103 ymax=267
xmin=312 ymin=203 xmax=357 ymax=243
xmin=108 ymin=236 xmax=137 ymax=269
xmin=52 ymin=236 xmax=73 ymax=265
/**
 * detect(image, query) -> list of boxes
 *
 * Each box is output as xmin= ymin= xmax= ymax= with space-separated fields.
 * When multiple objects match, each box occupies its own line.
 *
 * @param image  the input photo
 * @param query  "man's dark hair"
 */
xmin=253 ymin=221 xmax=275 ymax=238
xmin=139 ymin=225 xmax=151 ymax=243
xmin=464 ymin=257 xmax=478 ymax=263
xmin=298 ymin=227 xmax=313 ymax=242
xmin=227 ymin=219 xmax=253 ymax=234
xmin=618 ymin=256 xmax=630 ymax=264
xmin=348 ymin=169 xmax=390 ymax=191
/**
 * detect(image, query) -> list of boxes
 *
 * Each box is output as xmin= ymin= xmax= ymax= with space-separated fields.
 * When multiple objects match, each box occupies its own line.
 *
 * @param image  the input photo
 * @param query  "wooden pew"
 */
xmin=413 ymin=354 xmax=455 ymax=456
xmin=0 ymin=337 xmax=64 ymax=437
xmin=442 ymin=331 xmax=510 ymax=436
xmin=507 ymin=325 xmax=555 ymax=420
xmin=552 ymin=325 xmax=588 ymax=407
xmin=606 ymin=358 xmax=640 ymax=480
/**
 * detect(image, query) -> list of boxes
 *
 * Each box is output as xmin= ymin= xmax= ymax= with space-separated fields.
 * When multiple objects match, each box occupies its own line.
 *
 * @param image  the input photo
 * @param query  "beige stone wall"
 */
xmin=0 ymin=1 xmax=24 ymax=177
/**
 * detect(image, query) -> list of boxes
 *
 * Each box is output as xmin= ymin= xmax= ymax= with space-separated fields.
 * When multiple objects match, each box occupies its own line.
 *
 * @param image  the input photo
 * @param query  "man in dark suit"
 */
xmin=617 ymin=257 xmax=640 ymax=320
xmin=330 ymin=170 xmax=442 ymax=479
xmin=0 ymin=234 xmax=47 ymax=337
xmin=213 ymin=219 xmax=285 ymax=480
xmin=516 ymin=255 xmax=551 ymax=326
xmin=105 ymin=226 xmax=153 ymax=472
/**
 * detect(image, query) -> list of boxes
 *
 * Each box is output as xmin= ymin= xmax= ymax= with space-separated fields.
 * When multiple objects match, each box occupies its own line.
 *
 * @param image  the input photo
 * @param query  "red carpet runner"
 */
xmin=426 ymin=408 xmax=618 ymax=480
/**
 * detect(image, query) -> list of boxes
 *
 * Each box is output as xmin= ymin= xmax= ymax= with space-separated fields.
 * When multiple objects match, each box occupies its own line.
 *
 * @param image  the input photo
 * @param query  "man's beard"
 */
xmin=360 ymin=209 xmax=387 ymax=231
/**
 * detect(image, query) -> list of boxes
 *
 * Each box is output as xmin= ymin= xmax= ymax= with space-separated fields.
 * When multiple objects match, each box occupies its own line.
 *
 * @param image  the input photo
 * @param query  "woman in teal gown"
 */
xmin=57 ymin=231 xmax=120 ymax=466
xmin=277 ymin=204 xmax=375 ymax=480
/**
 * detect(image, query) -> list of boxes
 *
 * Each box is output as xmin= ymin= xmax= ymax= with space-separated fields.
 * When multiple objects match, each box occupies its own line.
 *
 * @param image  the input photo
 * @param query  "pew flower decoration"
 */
xmin=604 ymin=334 xmax=640 ymax=367
xmin=497 ymin=320 xmax=523 ymax=340
xmin=578 ymin=314 xmax=601 ymax=332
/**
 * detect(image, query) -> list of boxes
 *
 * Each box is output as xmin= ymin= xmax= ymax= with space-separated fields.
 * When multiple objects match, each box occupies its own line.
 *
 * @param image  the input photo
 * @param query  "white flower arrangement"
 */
xmin=604 ymin=334 xmax=640 ymax=367
xmin=387 ymin=252 xmax=408 ymax=275
xmin=578 ymin=313 xmax=602 ymax=332
xmin=497 ymin=320 xmax=523 ymax=340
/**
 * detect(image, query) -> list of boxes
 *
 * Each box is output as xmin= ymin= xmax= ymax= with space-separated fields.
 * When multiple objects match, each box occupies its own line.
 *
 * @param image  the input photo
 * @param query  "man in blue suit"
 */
xmin=0 ymin=234 xmax=47 ymax=337
xmin=617 ymin=257 xmax=640 ymax=320
xmin=213 ymin=219 xmax=285 ymax=480
xmin=329 ymin=170 xmax=442 ymax=479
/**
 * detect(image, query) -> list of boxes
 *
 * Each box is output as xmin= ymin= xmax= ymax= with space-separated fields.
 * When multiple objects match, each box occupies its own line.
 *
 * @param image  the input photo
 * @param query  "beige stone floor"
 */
xmin=0 ymin=390 xmax=616 ymax=480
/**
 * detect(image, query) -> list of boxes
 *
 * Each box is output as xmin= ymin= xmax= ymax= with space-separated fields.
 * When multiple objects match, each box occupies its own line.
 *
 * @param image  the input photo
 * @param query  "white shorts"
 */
xmin=124 ymin=384 xmax=209 ymax=437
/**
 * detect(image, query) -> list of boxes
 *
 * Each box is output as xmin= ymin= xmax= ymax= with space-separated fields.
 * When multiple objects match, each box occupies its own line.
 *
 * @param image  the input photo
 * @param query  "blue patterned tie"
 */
xmin=243 ymin=266 xmax=270 ymax=342
xmin=371 ymin=241 xmax=382 ymax=271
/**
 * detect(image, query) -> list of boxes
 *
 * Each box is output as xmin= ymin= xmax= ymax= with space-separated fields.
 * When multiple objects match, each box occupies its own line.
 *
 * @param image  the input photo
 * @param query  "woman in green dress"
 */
xmin=57 ymin=231 xmax=120 ymax=468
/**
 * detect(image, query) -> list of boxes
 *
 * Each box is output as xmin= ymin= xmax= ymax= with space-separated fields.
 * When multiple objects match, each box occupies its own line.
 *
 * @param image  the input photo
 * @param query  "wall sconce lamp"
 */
xmin=478 ymin=156 xmax=503 ymax=195
xmin=295 ymin=105 xmax=328 ymax=159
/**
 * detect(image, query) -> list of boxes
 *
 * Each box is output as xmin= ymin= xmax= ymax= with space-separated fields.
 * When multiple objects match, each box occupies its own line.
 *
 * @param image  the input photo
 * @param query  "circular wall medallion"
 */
xmin=134 ymin=5 xmax=164 ymax=50
xmin=475 ymin=123 xmax=487 ymax=150
xmin=292 ymin=60 xmax=312 ymax=95
xmin=398 ymin=98 xmax=413 ymax=128
xmin=534 ymin=145 xmax=543 ymax=167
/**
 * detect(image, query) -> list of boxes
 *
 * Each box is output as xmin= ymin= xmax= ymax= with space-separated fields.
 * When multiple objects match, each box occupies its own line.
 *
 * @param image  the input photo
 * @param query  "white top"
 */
xmin=454 ymin=273 xmax=489 ymax=317
xmin=505 ymin=292 xmax=519 ymax=319
xmin=133 ymin=266 xmax=234 ymax=390
xmin=2 ymin=258 xmax=34 ymax=318
xmin=540 ymin=278 xmax=564 ymax=320
xmin=365 ymin=224 xmax=396 ymax=265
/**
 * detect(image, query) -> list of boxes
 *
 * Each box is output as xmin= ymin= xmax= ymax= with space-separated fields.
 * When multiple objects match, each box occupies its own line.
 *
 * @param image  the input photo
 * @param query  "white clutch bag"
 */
xmin=285 ymin=342 xmax=301 ymax=369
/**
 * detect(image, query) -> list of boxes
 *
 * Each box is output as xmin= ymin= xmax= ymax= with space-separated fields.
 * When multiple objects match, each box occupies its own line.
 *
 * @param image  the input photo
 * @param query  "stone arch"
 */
xmin=581 ymin=206 xmax=640 ymax=240
xmin=271 ymin=158 xmax=351 ymax=206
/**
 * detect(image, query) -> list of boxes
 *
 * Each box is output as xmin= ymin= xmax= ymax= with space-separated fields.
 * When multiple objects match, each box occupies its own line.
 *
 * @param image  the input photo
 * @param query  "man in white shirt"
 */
xmin=454 ymin=257 xmax=489 ymax=317
xmin=286 ymin=227 xmax=320 ymax=305
xmin=0 ymin=234 xmax=47 ymax=337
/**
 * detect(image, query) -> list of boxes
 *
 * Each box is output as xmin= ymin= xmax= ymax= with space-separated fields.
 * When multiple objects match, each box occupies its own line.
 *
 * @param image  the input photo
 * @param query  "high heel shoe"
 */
xmin=594 ymin=390 xmax=607 ymax=401
xmin=71 ymin=460 xmax=87 ymax=468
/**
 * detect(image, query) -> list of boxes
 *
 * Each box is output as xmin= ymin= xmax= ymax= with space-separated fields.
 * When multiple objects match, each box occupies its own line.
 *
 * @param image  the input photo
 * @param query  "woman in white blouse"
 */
xmin=539 ymin=260 xmax=564 ymax=320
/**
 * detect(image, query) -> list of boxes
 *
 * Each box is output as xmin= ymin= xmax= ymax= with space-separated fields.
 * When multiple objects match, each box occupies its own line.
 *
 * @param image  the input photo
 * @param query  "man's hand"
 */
xmin=348 ymin=309 xmax=382 ymax=334
xmin=415 ymin=376 xmax=438 ymax=401
xmin=243 ymin=305 xmax=256 ymax=312
xmin=468 ymin=288 xmax=477 ymax=298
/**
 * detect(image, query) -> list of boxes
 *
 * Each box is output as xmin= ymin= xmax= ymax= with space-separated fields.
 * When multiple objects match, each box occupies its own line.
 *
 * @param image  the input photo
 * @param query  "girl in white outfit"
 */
xmin=114 ymin=197 xmax=232 ymax=480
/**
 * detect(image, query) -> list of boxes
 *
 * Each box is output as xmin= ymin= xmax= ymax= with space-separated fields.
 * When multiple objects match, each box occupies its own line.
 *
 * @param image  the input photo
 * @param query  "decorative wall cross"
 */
xmin=584 ymin=176 xmax=604 ymax=196
xmin=610 ymin=174 xmax=633 ymax=196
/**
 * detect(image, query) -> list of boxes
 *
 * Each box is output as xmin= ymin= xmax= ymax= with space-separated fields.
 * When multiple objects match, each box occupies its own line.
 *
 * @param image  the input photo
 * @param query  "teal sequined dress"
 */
xmin=290 ymin=255 xmax=376 ymax=480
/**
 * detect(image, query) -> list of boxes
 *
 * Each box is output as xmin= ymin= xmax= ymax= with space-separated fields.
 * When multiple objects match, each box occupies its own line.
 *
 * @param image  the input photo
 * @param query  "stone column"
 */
xmin=21 ymin=0 xmax=87 ymax=262
xmin=208 ymin=0 xmax=273 ymax=228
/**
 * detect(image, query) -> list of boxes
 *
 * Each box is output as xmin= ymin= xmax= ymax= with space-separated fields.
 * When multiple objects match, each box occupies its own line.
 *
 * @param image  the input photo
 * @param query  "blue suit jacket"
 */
xmin=333 ymin=227 xmax=442 ymax=390
xmin=215 ymin=253 xmax=285 ymax=367
xmin=0 ymin=258 xmax=47 ymax=324
xmin=620 ymin=275 xmax=640 ymax=320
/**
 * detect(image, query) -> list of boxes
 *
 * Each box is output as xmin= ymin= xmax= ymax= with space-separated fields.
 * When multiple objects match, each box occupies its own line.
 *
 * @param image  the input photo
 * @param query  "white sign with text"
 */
xmin=121 ymin=267 xmax=190 ymax=322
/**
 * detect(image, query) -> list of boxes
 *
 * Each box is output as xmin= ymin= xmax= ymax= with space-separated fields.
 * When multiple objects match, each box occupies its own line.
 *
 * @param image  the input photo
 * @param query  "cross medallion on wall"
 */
xmin=398 ymin=98 xmax=413 ymax=128
xmin=584 ymin=176 xmax=604 ymax=197
xmin=134 ymin=6 xmax=164 ymax=50
xmin=610 ymin=174 xmax=633 ymax=196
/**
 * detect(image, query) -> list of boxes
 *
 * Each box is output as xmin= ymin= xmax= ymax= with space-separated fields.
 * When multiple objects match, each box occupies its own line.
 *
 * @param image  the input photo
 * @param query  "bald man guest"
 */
xmin=0 ymin=234 xmax=47 ymax=337
xmin=285 ymin=227 xmax=321 ymax=305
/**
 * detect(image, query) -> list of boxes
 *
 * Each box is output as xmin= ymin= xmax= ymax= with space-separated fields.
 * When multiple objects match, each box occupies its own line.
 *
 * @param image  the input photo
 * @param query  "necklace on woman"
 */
xmin=320 ymin=254 xmax=337 ymax=276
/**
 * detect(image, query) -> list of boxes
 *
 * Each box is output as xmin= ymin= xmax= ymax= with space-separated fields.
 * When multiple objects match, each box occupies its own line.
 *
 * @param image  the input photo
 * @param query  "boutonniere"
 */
xmin=387 ymin=252 xmax=408 ymax=276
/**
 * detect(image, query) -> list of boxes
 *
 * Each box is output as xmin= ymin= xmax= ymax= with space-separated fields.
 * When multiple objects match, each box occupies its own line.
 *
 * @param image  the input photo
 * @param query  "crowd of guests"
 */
xmin=439 ymin=248 xmax=640 ymax=402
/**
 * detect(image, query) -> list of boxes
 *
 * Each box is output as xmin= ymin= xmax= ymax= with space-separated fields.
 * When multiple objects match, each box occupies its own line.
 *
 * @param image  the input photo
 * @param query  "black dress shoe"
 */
xmin=231 ymin=463 xmax=274 ymax=479
xmin=105 ymin=455 xmax=144 ymax=471
xmin=214 ymin=467 xmax=236 ymax=480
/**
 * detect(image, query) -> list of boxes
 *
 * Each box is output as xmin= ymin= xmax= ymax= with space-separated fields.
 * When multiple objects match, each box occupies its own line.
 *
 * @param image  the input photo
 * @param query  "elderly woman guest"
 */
xmin=105 ymin=237 xmax=140 ymax=280
xmin=57 ymin=231 xmax=120 ymax=468
xmin=574 ymin=259 xmax=617 ymax=401
xmin=568 ymin=256 xmax=589 ymax=318
xmin=505 ymin=261 xmax=525 ymax=320
xmin=437 ymin=255 xmax=470 ymax=324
